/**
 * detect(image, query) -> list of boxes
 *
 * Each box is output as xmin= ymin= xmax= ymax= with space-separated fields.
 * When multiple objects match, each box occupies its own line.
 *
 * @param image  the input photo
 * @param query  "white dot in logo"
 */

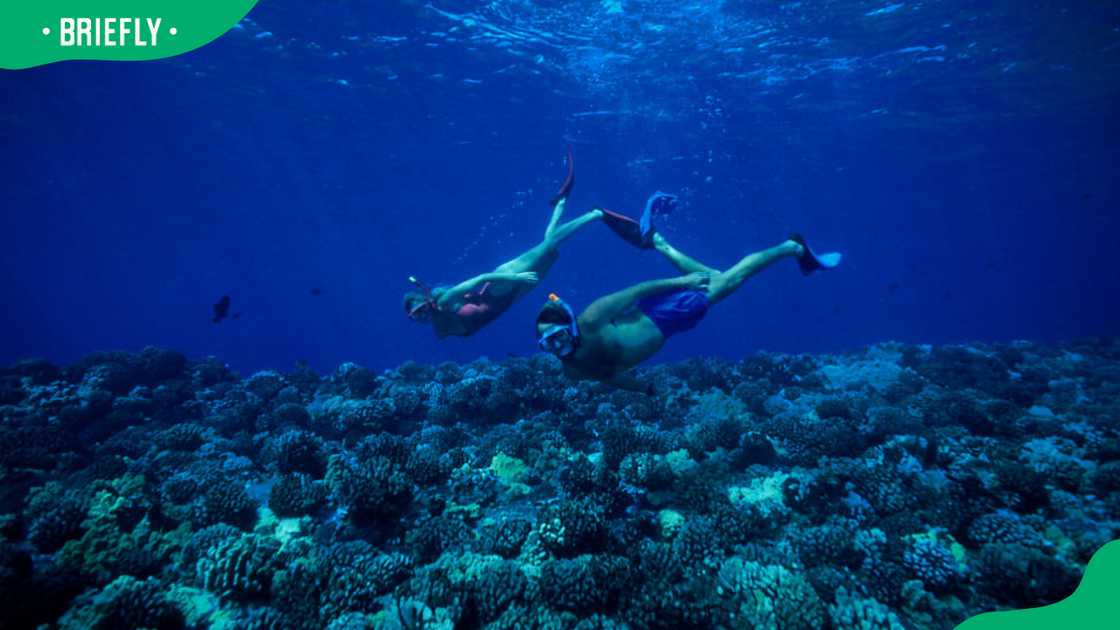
xmin=42 ymin=27 xmax=50 ymax=36
xmin=170 ymin=27 xmax=178 ymax=36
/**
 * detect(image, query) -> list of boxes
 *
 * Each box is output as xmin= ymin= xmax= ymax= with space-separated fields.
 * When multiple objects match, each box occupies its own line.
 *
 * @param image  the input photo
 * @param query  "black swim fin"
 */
xmin=602 ymin=209 xmax=652 ymax=249
xmin=789 ymin=233 xmax=842 ymax=275
xmin=549 ymin=148 xmax=575 ymax=207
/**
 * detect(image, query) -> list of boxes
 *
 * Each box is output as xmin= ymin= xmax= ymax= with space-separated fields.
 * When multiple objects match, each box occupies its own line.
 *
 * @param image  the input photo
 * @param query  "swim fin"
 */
xmin=602 ymin=192 xmax=679 ymax=249
xmin=549 ymin=147 xmax=575 ymax=207
xmin=639 ymin=191 xmax=678 ymax=243
xmin=601 ymin=209 xmax=650 ymax=249
xmin=789 ymin=233 xmax=842 ymax=275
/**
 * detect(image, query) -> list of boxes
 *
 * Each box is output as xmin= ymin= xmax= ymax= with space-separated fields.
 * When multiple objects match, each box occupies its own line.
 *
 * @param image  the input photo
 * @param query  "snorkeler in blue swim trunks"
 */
xmin=535 ymin=192 xmax=841 ymax=392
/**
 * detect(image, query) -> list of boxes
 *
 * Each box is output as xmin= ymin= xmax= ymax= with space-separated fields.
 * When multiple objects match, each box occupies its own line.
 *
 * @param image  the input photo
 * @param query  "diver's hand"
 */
xmin=679 ymin=272 xmax=711 ymax=291
xmin=516 ymin=272 xmax=539 ymax=284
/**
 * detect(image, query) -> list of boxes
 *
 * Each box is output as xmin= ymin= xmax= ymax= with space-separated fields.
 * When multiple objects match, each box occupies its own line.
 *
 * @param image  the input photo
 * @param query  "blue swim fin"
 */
xmin=639 ymin=191 xmax=678 ymax=244
xmin=789 ymin=233 xmax=842 ymax=275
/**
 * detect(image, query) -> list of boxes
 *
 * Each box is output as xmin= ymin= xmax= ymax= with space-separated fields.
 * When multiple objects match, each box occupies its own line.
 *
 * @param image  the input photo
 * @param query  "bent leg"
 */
xmin=544 ymin=198 xmax=566 ymax=240
xmin=707 ymin=240 xmax=801 ymax=305
xmin=548 ymin=209 xmax=603 ymax=244
xmin=652 ymin=233 xmax=720 ymax=275
xmin=496 ymin=209 xmax=601 ymax=275
xmin=495 ymin=241 xmax=552 ymax=274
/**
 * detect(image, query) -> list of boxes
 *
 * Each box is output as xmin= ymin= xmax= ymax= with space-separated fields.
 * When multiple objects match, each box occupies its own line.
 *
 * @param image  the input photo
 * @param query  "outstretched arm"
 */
xmin=580 ymin=272 xmax=709 ymax=329
xmin=436 ymin=272 xmax=538 ymax=309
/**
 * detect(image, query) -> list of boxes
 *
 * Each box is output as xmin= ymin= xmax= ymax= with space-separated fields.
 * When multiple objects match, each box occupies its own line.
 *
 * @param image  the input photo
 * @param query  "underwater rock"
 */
xmin=196 ymin=532 xmax=284 ymax=601
xmin=59 ymin=575 xmax=184 ymax=630
xmin=0 ymin=339 xmax=1116 ymax=628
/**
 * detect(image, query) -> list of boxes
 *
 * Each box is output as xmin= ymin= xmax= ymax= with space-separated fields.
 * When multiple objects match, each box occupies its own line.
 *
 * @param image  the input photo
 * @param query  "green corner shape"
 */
xmin=956 ymin=539 xmax=1120 ymax=629
xmin=1 ymin=1 xmax=259 ymax=70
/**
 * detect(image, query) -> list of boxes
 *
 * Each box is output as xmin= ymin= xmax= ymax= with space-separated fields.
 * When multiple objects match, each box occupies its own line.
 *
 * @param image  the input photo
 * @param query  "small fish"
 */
xmin=310 ymin=287 xmax=323 ymax=296
xmin=212 ymin=295 xmax=232 ymax=323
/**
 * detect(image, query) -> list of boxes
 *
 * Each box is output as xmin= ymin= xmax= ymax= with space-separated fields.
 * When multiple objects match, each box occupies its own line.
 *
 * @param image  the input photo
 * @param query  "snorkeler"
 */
xmin=405 ymin=150 xmax=604 ymax=338
xmin=535 ymin=192 xmax=841 ymax=392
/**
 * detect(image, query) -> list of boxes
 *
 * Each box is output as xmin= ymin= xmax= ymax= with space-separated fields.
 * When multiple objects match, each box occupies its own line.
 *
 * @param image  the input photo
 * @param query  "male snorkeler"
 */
xmin=405 ymin=150 xmax=604 ymax=338
xmin=535 ymin=193 xmax=841 ymax=392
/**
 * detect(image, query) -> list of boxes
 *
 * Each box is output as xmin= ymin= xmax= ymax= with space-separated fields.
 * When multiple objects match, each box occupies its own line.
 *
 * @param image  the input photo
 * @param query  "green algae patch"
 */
xmin=445 ymin=502 xmax=482 ymax=521
xmin=254 ymin=505 xmax=278 ymax=533
xmin=169 ymin=585 xmax=224 ymax=628
xmin=728 ymin=472 xmax=792 ymax=518
xmin=957 ymin=539 xmax=1120 ymax=629
xmin=491 ymin=453 xmax=531 ymax=495
xmin=252 ymin=506 xmax=305 ymax=545
xmin=659 ymin=509 xmax=685 ymax=539
xmin=951 ymin=541 xmax=968 ymax=565
xmin=275 ymin=517 xmax=303 ymax=544
xmin=491 ymin=453 xmax=527 ymax=483
xmin=666 ymin=449 xmax=698 ymax=476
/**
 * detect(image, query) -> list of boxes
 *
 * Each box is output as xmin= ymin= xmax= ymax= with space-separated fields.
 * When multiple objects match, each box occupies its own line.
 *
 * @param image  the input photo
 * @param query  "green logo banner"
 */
xmin=0 ymin=0 xmax=259 ymax=70
xmin=956 ymin=539 xmax=1120 ymax=629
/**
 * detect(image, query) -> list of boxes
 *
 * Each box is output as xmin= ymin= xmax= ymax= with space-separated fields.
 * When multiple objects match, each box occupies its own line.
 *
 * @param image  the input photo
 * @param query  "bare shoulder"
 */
xmin=576 ymin=312 xmax=601 ymax=333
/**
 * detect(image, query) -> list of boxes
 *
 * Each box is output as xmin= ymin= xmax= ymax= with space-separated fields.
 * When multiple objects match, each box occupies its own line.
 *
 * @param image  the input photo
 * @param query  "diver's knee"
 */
xmin=707 ymin=274 xmax=733 ymax=300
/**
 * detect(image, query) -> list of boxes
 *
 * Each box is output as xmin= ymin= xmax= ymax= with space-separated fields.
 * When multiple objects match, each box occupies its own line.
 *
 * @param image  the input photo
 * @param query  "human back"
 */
xmin=565 ymin=305 xmax=667 ymax=380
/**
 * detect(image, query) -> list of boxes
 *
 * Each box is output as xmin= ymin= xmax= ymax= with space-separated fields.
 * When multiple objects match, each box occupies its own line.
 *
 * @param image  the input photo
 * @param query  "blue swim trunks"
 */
xmin=638 ymin=289 xmax=709 ymax=338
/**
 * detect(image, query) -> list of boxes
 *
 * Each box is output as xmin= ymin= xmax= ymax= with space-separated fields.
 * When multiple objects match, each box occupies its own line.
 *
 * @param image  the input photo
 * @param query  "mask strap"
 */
xmin=546 ymin=293 xmax=580 ymax=343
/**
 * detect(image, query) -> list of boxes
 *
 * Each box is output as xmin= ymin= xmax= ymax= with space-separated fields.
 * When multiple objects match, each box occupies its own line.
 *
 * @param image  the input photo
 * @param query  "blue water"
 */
xmin=2 ymin=0 xmax=1119 ymax=374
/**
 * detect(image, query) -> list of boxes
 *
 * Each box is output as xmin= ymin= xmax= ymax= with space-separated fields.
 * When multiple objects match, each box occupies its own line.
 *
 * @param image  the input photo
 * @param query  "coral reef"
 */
xmin=0 ymin=339 xmax=1118 ymax=628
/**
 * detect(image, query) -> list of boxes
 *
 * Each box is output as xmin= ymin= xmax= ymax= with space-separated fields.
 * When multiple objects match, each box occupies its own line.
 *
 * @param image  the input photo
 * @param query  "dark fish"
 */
xmin=887 ymin=280 xmax=900 ymax=294
xmin=212 ymin=295 xmax=231 ymax=323
xmin=311 ymin=287 xmax=323 ymax=296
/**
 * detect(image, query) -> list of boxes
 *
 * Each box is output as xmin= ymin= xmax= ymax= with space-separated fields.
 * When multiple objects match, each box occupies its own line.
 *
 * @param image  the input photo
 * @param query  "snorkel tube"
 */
xmin=405 ymin=274 xmax=434 ymax=318
xmin=549 ymin=293 xmax=577 ymax=333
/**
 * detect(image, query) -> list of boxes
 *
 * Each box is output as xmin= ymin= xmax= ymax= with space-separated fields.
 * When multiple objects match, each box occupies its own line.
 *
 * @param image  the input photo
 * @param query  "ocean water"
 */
xmin=3 ymin=0 xmax=1119 ymax=372
xmin=1 ymin=2 xmax=1119 ymax=629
